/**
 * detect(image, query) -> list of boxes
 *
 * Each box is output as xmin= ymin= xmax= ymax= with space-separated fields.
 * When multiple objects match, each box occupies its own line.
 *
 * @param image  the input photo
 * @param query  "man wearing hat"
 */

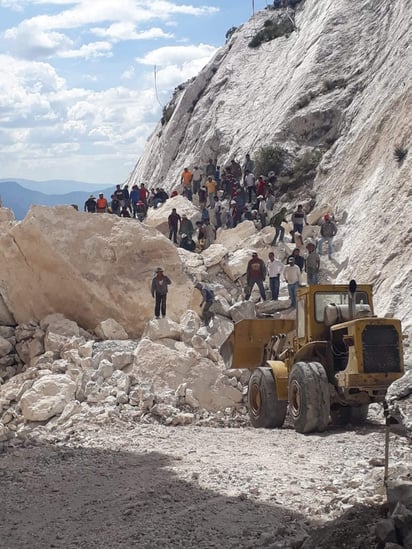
xmin=84 ymin=194 xmax=97 ymax=213
xmin=245 ymin=251 xmax=267 ymax=301
xmin=151 ymin=268 xmax=171 ymax=319
xmin=283 ymin=256 xmax=301 ymax=308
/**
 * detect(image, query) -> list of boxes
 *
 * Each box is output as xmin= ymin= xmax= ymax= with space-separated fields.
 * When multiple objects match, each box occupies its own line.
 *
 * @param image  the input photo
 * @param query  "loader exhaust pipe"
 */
xmin=348 ymin=279 xmax=357 ymax=320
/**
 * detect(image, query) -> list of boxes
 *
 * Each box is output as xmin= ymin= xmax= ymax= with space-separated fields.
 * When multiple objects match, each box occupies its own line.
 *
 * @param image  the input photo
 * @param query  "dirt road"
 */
xmin=1 ymin=412 xmax=410 ymax=549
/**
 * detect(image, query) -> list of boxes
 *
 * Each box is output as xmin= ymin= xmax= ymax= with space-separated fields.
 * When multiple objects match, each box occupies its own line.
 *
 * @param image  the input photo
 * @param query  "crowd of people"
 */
xmin=84 ymin=152 xmax=338 ymax=315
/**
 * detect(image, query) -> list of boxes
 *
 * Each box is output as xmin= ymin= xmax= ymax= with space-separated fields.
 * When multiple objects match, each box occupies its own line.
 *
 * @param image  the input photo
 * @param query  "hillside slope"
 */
xmin=126 ymin=0 xmax=412 ymax=358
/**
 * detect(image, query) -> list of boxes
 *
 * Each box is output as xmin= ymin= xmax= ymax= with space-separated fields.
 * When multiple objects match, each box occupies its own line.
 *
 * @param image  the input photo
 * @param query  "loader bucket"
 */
xmin=220 ymin=318 xmax=296 ymax=370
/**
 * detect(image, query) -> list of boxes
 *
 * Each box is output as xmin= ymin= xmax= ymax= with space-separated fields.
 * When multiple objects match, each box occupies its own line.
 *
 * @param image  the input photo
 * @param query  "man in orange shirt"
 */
xmin=96 ymin=193 xmax=108 ymax=213
xmin=181 ymin=167 xmax=193 ymax=201
xmin=205 ymin=176 xmax=217 ymax=207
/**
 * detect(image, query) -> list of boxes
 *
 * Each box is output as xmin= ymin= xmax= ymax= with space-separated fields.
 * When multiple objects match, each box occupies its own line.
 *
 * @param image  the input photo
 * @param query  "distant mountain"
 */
xmin=0 ymin=178 xmax=110 ymax=195
xmin=0 ymin=181 xmax=113 ymax=220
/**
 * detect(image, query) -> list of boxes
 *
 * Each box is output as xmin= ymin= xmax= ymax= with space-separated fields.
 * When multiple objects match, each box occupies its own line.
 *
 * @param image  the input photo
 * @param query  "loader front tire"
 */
xmin=288 ymin=361 xmax=330 ymax=434
xmin=248 ymin=367 xmax=287 ymax=428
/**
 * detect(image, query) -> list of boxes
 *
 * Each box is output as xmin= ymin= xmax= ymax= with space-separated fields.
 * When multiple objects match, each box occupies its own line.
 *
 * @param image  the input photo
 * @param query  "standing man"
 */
xmin=243 ymin=153 xmax=254 ymax=177
xmin=192 ymin=166 xmax=203 ymax=196
xmin=84 ymin=195 xmax=97 ymax=213
xmin=205 ymin=176 xmax=217 ymax=208
xmin=317 ymin=214 xmax=338 ymax=258
xmin=151 ymin=267 xmax=171 ymax=319
xmin=181 ymin=167 xmax=193 ymax=201
xmin=283 ymin=257 xmax=301 ymax=308
xmin=246 ymin=251 xmax=267 ymax=301
xmin=168 ymin=208 xmax=181 ymax=244
xmin=305 ymin=242 xmax=320 ymax=285
xmin=96 ymin=193 xmax=108 ymax=213
xmin=291 ymin=204 xmax=307 ymax=242
xmin=267 ymin=252 xmax=283 ymax=301
xmin=244 ymin=171 xmax=256 ymax=203
xmin=270 ymin=207 xmax=288 ymax=245
xmin=195 ymin=282 xmax=215 ymax=325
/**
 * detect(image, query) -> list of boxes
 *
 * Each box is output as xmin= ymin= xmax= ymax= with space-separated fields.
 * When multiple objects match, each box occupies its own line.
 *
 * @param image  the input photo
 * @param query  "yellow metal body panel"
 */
xmin=222 ymin=318 xmax=295 ymax=370
xmin=296 ymin=284 xmax=374 ymax=346
xmin=330 ymin=317 xmax=403 ymax=377
xmin=267 ymin=360 xmax=289 ymax=400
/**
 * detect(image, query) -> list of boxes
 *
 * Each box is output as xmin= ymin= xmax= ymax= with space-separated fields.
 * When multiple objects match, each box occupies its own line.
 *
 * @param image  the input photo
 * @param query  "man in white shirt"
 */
xmin=244 ymin=171 xmax=256 ymax=203
xmin=267 ymin=252 xmax=283 ymax=300
xmin=192 ymin=166 xmax=203 ymax=196
xmin=283 ymin=256 xmax=301 ymax=308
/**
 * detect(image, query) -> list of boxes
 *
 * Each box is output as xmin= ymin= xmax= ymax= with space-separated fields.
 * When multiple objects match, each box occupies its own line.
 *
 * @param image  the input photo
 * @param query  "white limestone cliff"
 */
xmin=126 ymin=0 xmax=412 ymax=355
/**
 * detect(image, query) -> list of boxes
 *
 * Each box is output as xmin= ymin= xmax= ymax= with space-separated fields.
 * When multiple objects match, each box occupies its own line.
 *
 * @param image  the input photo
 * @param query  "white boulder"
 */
xmin=20 ymin=374 xmax=76 ymax=421
xmin=95 ymin=319 xmax=129 ymax=340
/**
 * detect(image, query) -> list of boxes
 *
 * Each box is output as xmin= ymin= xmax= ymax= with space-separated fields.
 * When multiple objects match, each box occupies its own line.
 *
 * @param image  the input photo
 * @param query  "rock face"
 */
xmin=0 ymin=206 xmax=192 ymax=337
xmin=126 ymin=0 xmax=412 ymax=358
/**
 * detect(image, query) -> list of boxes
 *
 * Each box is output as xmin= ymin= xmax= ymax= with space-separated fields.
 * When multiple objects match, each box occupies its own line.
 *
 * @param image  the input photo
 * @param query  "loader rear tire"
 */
xmin=248 ymin=367 xmax=287 ymax=428
xmin=288 ymin=361 xmax=330 ymax=434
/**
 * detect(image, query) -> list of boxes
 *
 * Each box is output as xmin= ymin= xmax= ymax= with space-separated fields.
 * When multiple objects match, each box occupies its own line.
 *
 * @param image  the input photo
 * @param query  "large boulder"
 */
xmin=129 ymin=338 xmax=242 ymax=411
xmin=0 ymin=205 xmax=191 ymax=337
xmin=19 ymin=374 xmax=76 ymax=421
xmin=144 ymin=195 xmax=200 ymax=235
xmin=216 ymin=221 xmax=257 ymax=252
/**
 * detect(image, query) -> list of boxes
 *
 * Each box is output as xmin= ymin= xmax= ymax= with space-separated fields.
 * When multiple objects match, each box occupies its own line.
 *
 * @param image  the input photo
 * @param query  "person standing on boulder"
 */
xmin=283 ymin=257 xmax=301 ymax=308
xmin=305 ymin=242 xmax=320 ymax=285
xmin=151 ymin=268 xmax=171 ymax=319
xmin=168 ymin=208 xmax=181 ymax=244
xmin=195 ymin=282 xmax=215 ymax=325
xmin=267 ymin=252 xmax=283 ymax=301
xmin=246 ymin=251 xmax=267 ymax=301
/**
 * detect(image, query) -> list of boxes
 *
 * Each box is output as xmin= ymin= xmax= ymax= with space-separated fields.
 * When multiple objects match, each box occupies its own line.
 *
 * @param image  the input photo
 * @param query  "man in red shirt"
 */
xmin=246 ymin=251 xmax=267 ymax=301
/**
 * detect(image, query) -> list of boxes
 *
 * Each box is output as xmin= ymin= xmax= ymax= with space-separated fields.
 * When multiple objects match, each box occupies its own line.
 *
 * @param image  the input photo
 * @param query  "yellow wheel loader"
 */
xmin=221 ymin=281 xmax=404 ymax=433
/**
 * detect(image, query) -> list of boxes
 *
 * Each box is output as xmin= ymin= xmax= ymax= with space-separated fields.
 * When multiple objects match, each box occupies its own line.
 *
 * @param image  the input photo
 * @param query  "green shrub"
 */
xmin=248 ymin=17 xmax=294 ymax=48
xmin=394 ymin=145 xmax=408 ymax=164
xmin=161 ymin=104 xmax=175 ymax=126
xmin=277 ymin=149 xmax=323 ymax=190
xmin=254 ymin=144 xmax=288 ymax=177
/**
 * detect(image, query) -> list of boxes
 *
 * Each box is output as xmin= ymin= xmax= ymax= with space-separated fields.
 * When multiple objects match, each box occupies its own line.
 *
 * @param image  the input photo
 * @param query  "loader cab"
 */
xmin=296 ymin=284 xmax=374 ymax=349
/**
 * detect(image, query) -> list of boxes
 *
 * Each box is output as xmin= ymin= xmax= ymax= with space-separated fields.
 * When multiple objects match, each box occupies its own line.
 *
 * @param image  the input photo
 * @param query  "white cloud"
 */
xmin=121 ymin=66 xmax=135 ymax=80
xmin=91 ymin=22 xmax=173 ymax=42
xmin=137 ymin=43 xmax=217 ymax=66
xmin=60 ymin=41 xmax=113 ymax=59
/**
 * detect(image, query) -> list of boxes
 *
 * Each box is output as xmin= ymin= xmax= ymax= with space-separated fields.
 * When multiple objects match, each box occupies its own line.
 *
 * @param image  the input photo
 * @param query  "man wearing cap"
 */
xmin=84 ymin=195 xmax=97 ymax=213
xmin=305 ymin=242 xmax=320 ymax=285
xmin=246 ymin=251 xmax=267 ymax=301
xmin=96 ymin=193 xmax=108 ymax=213
xmin=317 ymin=214 xmax=337 ymax=258
xmin=283 ymin=257 xmax=301 ymax=308
xmin=267 ymin=252 xmax=283 ymax=301
xmin=151 ymin=268 xmax=171 ymax=319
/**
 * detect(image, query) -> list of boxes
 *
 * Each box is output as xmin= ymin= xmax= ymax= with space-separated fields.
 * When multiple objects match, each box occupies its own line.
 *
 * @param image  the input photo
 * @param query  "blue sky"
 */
xmin=0 ymin=0 xmax=270 ymax=184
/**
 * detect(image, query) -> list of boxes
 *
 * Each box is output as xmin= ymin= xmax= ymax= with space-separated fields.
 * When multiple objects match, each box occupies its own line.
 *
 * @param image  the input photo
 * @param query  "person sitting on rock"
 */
xmin=180 ymin=233 xmax=196 ymax=252
xmin=179 ymin=214 xmax=194 ymax=240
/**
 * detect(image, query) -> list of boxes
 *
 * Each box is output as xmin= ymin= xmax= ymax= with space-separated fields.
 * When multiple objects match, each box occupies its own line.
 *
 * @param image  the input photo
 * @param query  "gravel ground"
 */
xmin=1 ymin=414 xmax=410 ymax=549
